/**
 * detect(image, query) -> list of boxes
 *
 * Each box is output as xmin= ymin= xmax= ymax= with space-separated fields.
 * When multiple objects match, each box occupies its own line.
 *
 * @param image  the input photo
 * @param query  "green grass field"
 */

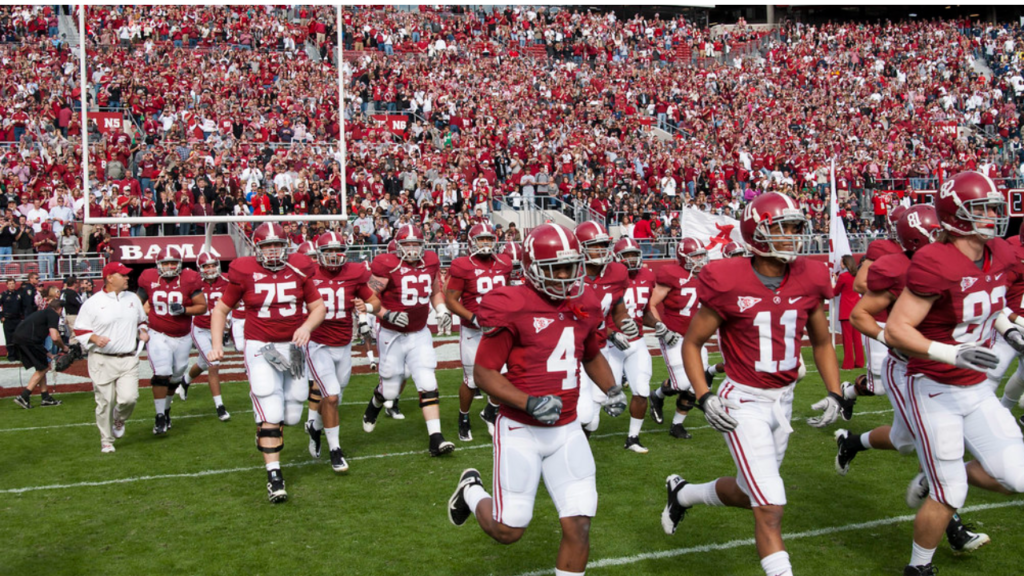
xmin=2 ymin=349 xmax=1023 ymax=576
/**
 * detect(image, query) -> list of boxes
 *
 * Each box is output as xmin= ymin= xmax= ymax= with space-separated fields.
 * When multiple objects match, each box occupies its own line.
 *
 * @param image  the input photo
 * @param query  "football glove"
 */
xmin=610 ymin=331 xmax=631 ymax=351
xmin=1004 ymin=327 xmax=1024 ymax=356
xmin=807 ymin=392 xmax=844 ymax=428
xmin=654 ymin=322 xmax=680 ymax=347
xmin=697 ymin=391 xmax=738 ymax=433
xmin=525 ymin=394 xmax=562 ymax=425
xmin=260 ymin=343 xmax=291 ymax=373
xmin=383 ymin=310 xmax=409 ymax=328
xmin=620 ymin=318 xmax=640 ymax=339
xmin=602 ymin=385 xmax=628 ymax=417
xmin=436 ymin=304 xmax=452 ymax=334
xmin=288 ymin=344 xmax=306 ymax=380
xmin=928 ymin=342 xmax=999 ymax=371
xmin=168 ymin=302 xmax=186 ymax=316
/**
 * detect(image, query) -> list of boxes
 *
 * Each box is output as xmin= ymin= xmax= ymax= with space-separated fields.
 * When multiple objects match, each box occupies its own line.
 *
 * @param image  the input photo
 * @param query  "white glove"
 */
xmin=435 ymin=303 xmax=452 ymax=334
xmin=928 ymin=342 xmax=999 ymax=371
xmin=807 ymin=392 xmax=844 ymax=428
xmin=525 ymin=394 xmax=562 ymax=425
xmin=1004 ymin=328 xmax=1024 ymax=356
xmin=383 ymin=310 xmax=409 ymax=328
xmin=602 ymin=384 xmax=627 ymax=417
xmin=358 ymin=313 xmax=371 ymax=336
xmin=169 ymin=302 xmax=185 ymax=316
xmin=654 ymin=322 xmax=680 ymax=347
xmin=697 ymin=392 xmax=738 ymax=432
xmin=609 ymin=331 xmax=631 ymax=351
xmin=620 ymin=318 xmax=639 ymax=339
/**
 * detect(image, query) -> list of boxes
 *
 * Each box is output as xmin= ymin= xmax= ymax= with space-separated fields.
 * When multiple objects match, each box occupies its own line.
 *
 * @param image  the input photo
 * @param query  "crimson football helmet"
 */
xmin=500 ymin=240 xmax=523 ymax=273
xmin=614 ymin=237 xmax=643 ymax=271
xmin=722 ymin=241 xmax=747 ymax=259
xmin=523 ymin=223 xmax=585 ymax=300
xmin=316 ymin=232 xmax=347 ymax=269
xmin=895 ymin=205 xmax=940 ymax=254
xmin=936 ymin=171 xmax=1008 ymax=239
xmin=574 ymin=220 xmax=613 ymax=267
xmin=157 ymin=246 xmax=183 ymax=278
xmin=741 ymin=192 xmax=810 ymax=263
xmin=387 ymin=240 xmax=397 ymax=254
xmin=468 ymin=222 xmax=498 ymax=257
xmin=296 ymin=240 xmax=317 ymax=258
xmin=676 ymin=237 xmax=708 ymax=272
xmin=887 ymin=204 xmax=908 ymax=239
xmin=252 ymin=223 xmax=289 ymax=271
xmin=196 ymin=251 xmax=220 ymax=281
xmin=394 ymin=224 xmax=425 ymax=262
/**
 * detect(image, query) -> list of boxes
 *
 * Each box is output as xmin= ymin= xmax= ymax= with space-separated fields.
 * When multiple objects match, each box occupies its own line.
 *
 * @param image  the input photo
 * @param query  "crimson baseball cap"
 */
xmin=102 ymin=262 xmax=131 ymax=277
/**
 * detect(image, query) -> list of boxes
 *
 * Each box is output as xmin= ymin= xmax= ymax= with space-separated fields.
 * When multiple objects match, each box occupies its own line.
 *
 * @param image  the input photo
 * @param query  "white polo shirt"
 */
xmin=74 ymin=289 xmax=147 ymax=355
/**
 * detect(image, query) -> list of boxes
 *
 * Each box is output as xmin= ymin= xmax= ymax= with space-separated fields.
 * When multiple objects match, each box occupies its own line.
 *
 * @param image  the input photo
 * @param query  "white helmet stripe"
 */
xmin=551 ymin=224 xmax=571 ymax=252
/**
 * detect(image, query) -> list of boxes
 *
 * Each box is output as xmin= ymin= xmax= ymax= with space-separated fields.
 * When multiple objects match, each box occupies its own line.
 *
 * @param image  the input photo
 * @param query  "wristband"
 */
xmin=926 ymin=341 xmax=958 ymax=366
xmin=874 ymin=330 xmax=887 ymax=346
xmin=995 ymin=313 xmax=1015 ymax=336
xmin=1014 ymin=315 xmax=1024 ymax=331
xmin=364 ymin=303 xmax=374 ymax=315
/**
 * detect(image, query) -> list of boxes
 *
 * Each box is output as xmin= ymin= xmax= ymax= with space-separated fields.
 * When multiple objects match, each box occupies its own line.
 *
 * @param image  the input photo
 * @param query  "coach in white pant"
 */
xmin=74 ymin=262 xmax=149 ymax=453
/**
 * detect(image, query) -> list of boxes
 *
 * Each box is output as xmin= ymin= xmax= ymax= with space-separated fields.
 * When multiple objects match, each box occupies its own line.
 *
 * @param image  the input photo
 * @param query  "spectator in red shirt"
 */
xmin=832 ymin=256 xmax=864 ymax=370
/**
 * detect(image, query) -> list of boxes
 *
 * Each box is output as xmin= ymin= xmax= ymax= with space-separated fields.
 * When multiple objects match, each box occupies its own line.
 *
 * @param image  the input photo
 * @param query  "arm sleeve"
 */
xmin=476 ymin=328 xmax=513 ymax=370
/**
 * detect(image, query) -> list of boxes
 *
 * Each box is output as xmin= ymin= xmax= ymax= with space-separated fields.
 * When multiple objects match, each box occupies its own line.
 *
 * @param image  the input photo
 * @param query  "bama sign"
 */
xmin=109 ymin=236 xmax=237 ymax=264
xmin=88 ymin=112 xmax=127 ymax=135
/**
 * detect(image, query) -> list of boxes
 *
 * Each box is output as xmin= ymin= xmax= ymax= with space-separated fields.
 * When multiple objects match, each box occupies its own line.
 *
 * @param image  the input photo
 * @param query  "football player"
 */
xmin=501 ymin=240 xmax=524 ymax=284
xmin=722 ymin=241 xmax=747 ymax=258
xmin=137 ymin=246 xmax=207 ymax=435
xmin=573 ymin=221 xmax=640 ymax=436
xmin=179 ymin=252 xmax=231 ymax=421
xmin=660 ymin=192 xmax=844 ymax=576
xmin=447 ymin=223 xmax=627 ymax=575
xmin=886 ymin=172 xmax=1024 ymax=575
xmin=357 ymin=224 xmax=455 ymax=456
xmin=445 ymin=222 xmax=512 ymax=442
xmin=836 ymin=205 xmax=989 ymax=552
xmin=209 ymin=223 xmax=326 ymax=503
xmin=645 ymin=237 xmax=722 ymax=440
xmin=303 ymin=232 xmax=373 ymax=473
xmin=998 ymin=226 xmax=1024 ymax=411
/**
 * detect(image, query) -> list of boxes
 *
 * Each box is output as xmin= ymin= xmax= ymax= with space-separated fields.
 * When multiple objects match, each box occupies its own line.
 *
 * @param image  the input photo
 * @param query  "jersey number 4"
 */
xmin=548 ymin=326 xmax=577 ymax=390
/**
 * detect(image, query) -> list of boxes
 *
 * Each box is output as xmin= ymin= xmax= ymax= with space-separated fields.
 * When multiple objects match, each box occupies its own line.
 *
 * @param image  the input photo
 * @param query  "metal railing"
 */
xmin=0 ymin=252 xmax=107 ymax=280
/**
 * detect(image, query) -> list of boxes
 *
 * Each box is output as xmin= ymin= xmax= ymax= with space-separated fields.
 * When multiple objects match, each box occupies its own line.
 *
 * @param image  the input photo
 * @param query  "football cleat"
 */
xmin=267 ymin=470 xmax=288 ymax=503
xmin=363 ymin=399 xmax=383 ymax=432
xmin=165 ymin=409 xmax=173 ymax=430
xmin=306 ymin=421 xmax=322 ymax=459
xmin=217 ymin=405 xmax=231 ymax=422
xmin=153 ymin=413 xmax=168 ymax=435
xmin=906 ymin=472 xmax=930 ymax=509
xmin=480 ymin=405 xmax=497 ymax=437
xmin=649 ymin=393 xmax=665 ymax=424
xmin=177 ymin=382 xmax=190 ymax=401
xmin=429 ymin=433 xmax=455 ymax=457
xmin=661 ymin=475 xmax=690 ymax=535
xmin=448 ymin=468 xmax=483 ymax=526
xmin=101 ymin=443 xmax=116 ymax=454
xmin=369 ymin=361 xmax=378 ymax=372
xmin=669 ymin=423 xmax=692 ymax=439
xmin=903 ymin=564 xmax=936 ymax=576
xmin=40 ymin=396 xmax=62 ymax=406
xmin=834 ymin=429 xmax=857 ymax=476
xmin=13 ymin=396 xmax=32 ymax=409
xmin=458 ymin=414 xmax=473 ymax=442
xmin=624 ymin=436 xmax=649 ymax=454
xmin=330 ymin=448 xmax=349 ymax=473
xmin=385 ymin=398 xmax=405 ymax=420
xmin=113 ymin=419 xmax=126 ymax=439
xmin=947 ymin=515 xmax=990 ymax=553
xmin=839 ymin=382 xmax=856 ymax=420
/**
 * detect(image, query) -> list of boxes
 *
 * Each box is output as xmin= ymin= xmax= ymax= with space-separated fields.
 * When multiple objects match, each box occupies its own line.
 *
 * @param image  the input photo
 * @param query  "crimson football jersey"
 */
xmin=865 ymin=238 xmax=902 ymax=262
xmin=584 ymin=262 xmax=629 ymax=348
xmin=866 ymin=252 xmax=911 ymax=306
xmin=309 ymin=262 xmax=374 ymax=347
xmin=699 ymin=257 xmax=832 ymax=389
xmin=370 ymin=251 xmax=441 ymax=333
xmin=476 ymin=284 xmax=604 ymax=426
xmin=610 ymin=265 xmax=656 ymax=341
xmin=193 ymin=273 xmax=231 ymax=330
xmin=654 ymin=263 xmax=701 ymax=336
xmin=447 ymin=254 xmax=513 ymax=317
xmin=138 ymin=268 xmax=205 ymax=338
xmin=905 ymin=240 xmax=1017 ymax=386
xmin=221 ymin=255 xmax=320 ymax=343
xmin=995 ymin=237 xmax=1024 ymax=315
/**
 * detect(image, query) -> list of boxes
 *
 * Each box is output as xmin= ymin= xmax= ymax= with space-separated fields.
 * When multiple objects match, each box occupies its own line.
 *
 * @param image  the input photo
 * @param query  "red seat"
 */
xmin=1 ymin=262 xmax=19 ymax=278
xmin=21 ymin=262 xmax=39 ymax=277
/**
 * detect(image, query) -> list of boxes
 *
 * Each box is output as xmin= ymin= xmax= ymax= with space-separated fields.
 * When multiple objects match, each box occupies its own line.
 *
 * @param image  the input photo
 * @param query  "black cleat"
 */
xmin=669 ymin=423 xmax=692 ymax=439
xmin=363 ymin=399 xmax=383 ymax=432
xmin=384 ymin=398 xmax=404 ymax=420
xmin=947 ymin=514 xmax=990 ymax=552
xmin=448 ymin=468 xmax=483 ymax=526
xmin=834 ymin=429 xmax=857 ymax=476
xmin=661 ymin=475 xmax=690 ymax=535
xmin=903 ymin=564 xmax=936 ymax=576
xmin=216 ymin=405 xmax=231 ymax=421
xmin=153 ymin=413 xmax=168 ymax=435
xmin=306 ymin=421 xmax=322 ymax=458
xmin=853 ymin=374 xmax=875 ymax=397
xmin=164 ymin=409 xmax=172 ymax=430
xmin=330 ymin=448 xmax=349 ymax=473
xmin=40 ymin=396 xmax=62 ymax=406
xmin=839 ymin=382 xmax=857 ymax=421
xmin=649 ymin=393 xmax=665 ymax=424
xmin=14 ymin=396 xmax=32 ymax=409
xmin=177 ymin=382 xmax=190 ymax=401
xmin=480 ymin=404 xmax=497 ymax=436
xmin=624 ymin=435 xmax=649 ymax=453
xmin=267 ymin=470 xmax=287 ymax=503
xmin=458 ymin=413 xmax=473 ymax=442
xmin=429 ymin=433 xmax=455 ymax=457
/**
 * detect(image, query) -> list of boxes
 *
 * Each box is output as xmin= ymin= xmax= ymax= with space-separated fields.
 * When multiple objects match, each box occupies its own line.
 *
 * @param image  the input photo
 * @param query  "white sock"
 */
xmin=672 ymin=412 xmax=687 ymax=425
xmin=426 ymin=418 xmax=442 ymax=435
xmin=325 ymin=426 xmax=340 ymax=451
xmin=154 ymin=397 xmax=167 ymax=413
xmin=265 ymin=461 xmax=281 ymax=472
xmin=653 ymin=386 xmax=666 ymax=399
xmin=910 ymin=541 xmax=935 ymax=567
xmin=308 ymin=410 xmax=323 ymax=430
xmin=860 ymin=431 xmax=874 ymax=450
xmin=760 ymin=551 xmax=792 ymax=576
xmin=554 ymin=570 xmax=585 ymax=576
xmin=213 ymin=395 xmax=223 ymax=408
xmin=183 ymin=372 xmax=192 ymax=385
xmin=367 ymin=350 xmax=375 ymax=363
xmin=628 ymin=416 xmax=643 ymax=437
xmin=678 ymin=480 xmax=723 ymax=507
xmin=465 ymin=484 xmax=489 ymax=515
xmin=1001 ymin=372 xmax=1024 ymax=408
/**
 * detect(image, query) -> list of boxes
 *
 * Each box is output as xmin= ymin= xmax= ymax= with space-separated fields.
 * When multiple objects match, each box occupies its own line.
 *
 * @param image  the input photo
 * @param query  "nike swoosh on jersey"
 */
xmin=928 ymin=392 xmax=943 ymax=398
xmin=788 ymin=297 xmax=802 ymax=304
xmin=508 ymin=425 xmax=525 ymax=431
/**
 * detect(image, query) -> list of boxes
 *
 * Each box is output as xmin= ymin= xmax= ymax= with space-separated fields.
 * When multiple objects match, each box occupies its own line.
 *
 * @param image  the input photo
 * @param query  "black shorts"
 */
xmin=15 ymin=342 xmax=49 ymax=372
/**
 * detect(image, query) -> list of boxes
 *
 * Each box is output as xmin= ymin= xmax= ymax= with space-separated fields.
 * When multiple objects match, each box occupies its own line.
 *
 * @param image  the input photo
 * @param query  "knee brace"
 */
xmin=676 ymin=389 xmax=696 ymax=412
xmin=167 ymin=377 xmax=182 ymax=395
xmin=308 ymin=386 xmax=322 ymax=407
xmin=418 ymin=389 xmax=440 ymax=408
xmin=255 ymin=423 xmax=284 ymax=453
xmin=151 ymin=375 xmax=171 ymax=390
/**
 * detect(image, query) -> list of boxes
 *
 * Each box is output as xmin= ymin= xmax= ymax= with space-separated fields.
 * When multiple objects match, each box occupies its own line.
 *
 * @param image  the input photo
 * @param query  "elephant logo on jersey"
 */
xmin=737 ymin=296 xmax=761 ymax=313
xmin=960 ymin=276 xmax=977 ymax=292
xmin=533 ymin=317 xmax=554 ymax=333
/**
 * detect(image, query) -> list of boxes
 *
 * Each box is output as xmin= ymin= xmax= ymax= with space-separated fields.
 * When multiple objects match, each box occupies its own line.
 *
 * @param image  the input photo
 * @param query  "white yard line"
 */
xmin=512 ymin=499 xmax=1024 ymax=576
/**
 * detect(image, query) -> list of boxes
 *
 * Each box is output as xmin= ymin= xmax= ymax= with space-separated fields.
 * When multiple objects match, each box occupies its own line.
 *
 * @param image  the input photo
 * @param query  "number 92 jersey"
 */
xmin=370 ymin=250 xmax=441 ymax=333
xmin=698 ymin=256 xmax=832 ymax=389
xmin=221 ymin=255 xmax=321 ymax=343
xmin=446 ymin=254 xmax=513 ymax=316
xmin=905 ymin=240 xmax=1017 ymax=386
xmin=138 ymin=267 xmax=204 ymax=337
xmin=476 ymin=284 xmax=605 ymax=427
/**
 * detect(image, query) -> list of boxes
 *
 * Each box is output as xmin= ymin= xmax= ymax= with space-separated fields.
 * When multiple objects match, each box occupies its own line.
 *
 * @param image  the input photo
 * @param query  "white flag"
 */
xmin=680 ymin=207 xmax=742 ymax=260
xmin=828 ymin=158 xmax=852 ymax=273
